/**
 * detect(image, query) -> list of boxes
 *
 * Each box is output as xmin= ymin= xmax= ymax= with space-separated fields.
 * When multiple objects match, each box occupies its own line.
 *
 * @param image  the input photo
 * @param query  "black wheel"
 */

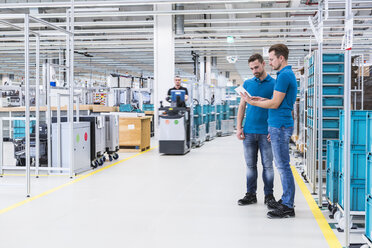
xmin=113 ymin=153 xmax=119 ymax=160
xmin=327 ymin=203 xmax=332 ymax=212
xmin=109 ymin=155 xmax=113 ymax=162
xmin=103 ymin=156 xmax=106 ymax=162
xmin=99 ymin=158 xmax=104 ymax=166
xmin=95 ymin=160 xmax=99 ymax=168
xmin=91 ymin=160 xmax=97 ymax=169
xmin=331 ymin=206 xmax=338 ymax=216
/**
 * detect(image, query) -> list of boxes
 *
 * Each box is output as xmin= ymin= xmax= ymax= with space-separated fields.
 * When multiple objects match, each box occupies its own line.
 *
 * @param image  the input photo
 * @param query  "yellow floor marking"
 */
xmin=0 ymin=147 xmax=157 ymax=215
xmin=291 ymin=166 xmax=342 ymax=248
xmin=2 ymin=174 xmax=78 ymax=177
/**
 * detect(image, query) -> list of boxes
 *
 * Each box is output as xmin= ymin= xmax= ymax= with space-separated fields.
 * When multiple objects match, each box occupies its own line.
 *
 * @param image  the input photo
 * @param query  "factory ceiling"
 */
xmin=0 ymin=0 xmax=371 ymax=84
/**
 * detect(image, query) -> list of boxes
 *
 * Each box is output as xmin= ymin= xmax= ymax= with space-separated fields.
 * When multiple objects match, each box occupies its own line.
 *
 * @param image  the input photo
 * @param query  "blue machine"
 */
xmin=171 ymin=90 xmax=186 ymax=105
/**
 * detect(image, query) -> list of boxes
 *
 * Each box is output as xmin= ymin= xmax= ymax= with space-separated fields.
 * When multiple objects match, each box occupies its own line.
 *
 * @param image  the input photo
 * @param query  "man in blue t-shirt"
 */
xmin=236 ymin=54 xmax=277 ymax=209
xmin=240 ymin=44 xmax=297 ymax=219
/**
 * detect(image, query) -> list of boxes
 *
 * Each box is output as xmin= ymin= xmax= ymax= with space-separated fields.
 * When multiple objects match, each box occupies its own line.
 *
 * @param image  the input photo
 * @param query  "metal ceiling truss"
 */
xmin=0 ymin=0 xmax=371 ymax=83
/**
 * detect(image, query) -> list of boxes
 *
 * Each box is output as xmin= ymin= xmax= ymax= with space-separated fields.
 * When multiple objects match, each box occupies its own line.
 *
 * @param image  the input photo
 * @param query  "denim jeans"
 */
xmin=268 ymin=126 xmax=295 ymax=208
xmin=242 ymin=133 xmax=274 ymax=196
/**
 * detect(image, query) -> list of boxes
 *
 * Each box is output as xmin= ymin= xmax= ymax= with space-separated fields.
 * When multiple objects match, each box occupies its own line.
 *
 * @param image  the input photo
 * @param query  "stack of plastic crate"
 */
xmin=322 ymin=53 xmax=344 ymax=142
xmin=142 ymin=104 xmax=154 ymax=111
xmin=365 ymin=113 xmax=372 ymax=243
xmin=307 ymin=53 xmax=344 ymax=180
xmin=13 ymin=120 xmax=35 ymax=139
xmin=338 ymin=110 xmax=371 ymax=212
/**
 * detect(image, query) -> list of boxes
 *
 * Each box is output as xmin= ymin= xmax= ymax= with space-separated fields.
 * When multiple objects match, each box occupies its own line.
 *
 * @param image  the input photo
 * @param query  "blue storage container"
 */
xmin=308 ymin=98 xmax=313 ymax=107
xmin=339 ymin=175 xmax=366 ymax=211
xmin=307 ymin=118 xmax=313 ymax=127
xmin=323 ymin=108 xmax=340 ymax=117
xmin=323 ymin=97 xmax=343 ymax=107
xmin=366 ymin=196 xmax=372 ymax=241
xmin=368 ymin=113 xmax=372 ymax=153
xmin=323 ymin=74 xmax=344 ymax=85
xmin=323 ymin=130 xmax=339 ymax=139
xmin=119 ymin=104 xmax=132 ymax=112
xmin=309 ymin=56 xmax=314 ymax=66
xmin=326 ymin=140 xmax=340 ymax=204
xmin=308 ymin=87 xmax=313 ymax=96
xmin=308 ymin=76 xmax=314 ymax=86
xmin=308 ymin=108 xmax=313 ymax=117
xmin=323 ymin=86 xmax=343 ymax=96
xmin=323 ymin=53 xmax=344 ymax=62
xmin=323 ymin=64 xmax=344 ymax=73
xmin=340 ymin=110 xmax=370 ymax=150
xmin=309 ymin=65 xmax=315 ymax=75
xmin=340 ymin=142 xmax=367 ymax=181
xmin=323 ymin=119 xmax=339 ymax=129
xmin=12 ymin=120 xmax=36 ymax=139
xmin=142 ymin=104 xmax=154 ymax=111
xmin=368 ymin=154 xmax=372 ymax=196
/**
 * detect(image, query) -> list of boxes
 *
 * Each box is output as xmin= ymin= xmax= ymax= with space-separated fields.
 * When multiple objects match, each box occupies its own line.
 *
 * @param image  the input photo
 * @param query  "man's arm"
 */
xmin=184 ymin=88 xmax=189 ymax=101
xmin=241 ymin=90 xmax=286 ymax=109
xmin=236 ymin=97 xmax=247 ymax=140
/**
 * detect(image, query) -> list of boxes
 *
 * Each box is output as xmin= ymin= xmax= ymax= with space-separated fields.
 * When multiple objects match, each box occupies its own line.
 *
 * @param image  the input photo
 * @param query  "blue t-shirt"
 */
xmin=243 ymin=75 xmax=275 ymax=134
xmin=268 ymin=66 xmax=298 ymax=128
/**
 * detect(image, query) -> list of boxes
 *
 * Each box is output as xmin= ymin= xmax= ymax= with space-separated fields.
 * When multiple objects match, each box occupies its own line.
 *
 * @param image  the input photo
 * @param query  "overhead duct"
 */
xmin=175 ymin=4 xmax=184 ymax=35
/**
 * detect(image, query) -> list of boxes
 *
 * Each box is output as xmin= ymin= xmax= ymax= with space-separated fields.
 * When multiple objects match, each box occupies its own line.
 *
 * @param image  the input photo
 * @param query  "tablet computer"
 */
xmin=234 ymin=85 xmax=252 ymax=97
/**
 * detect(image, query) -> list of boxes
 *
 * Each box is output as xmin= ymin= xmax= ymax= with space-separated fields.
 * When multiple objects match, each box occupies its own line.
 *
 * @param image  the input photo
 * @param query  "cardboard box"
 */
xmin=119 ymin=116 xmax=151 ymax=149
xmin=92 ymin=105 xmax=118 ymax=112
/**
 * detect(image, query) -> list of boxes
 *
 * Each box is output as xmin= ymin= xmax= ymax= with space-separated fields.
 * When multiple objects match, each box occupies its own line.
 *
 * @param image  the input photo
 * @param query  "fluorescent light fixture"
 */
xmin=227 ymin=36 xmax=234 ymax=43
xmin=75 ymin=7 xmax=120 ymax=12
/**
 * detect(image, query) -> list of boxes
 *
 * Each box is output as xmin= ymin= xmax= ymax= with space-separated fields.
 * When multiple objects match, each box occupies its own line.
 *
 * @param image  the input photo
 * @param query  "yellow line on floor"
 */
xmin=0 ymin=147 xmax=157 ymax=215
xmin=2 ymin=174 xmax=79 ymax=177
xmin=291 ymin=166 xmax=342 ymax=248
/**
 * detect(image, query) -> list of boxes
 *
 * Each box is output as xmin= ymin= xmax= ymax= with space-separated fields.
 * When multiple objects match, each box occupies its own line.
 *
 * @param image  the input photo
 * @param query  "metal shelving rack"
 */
xmin=305 ymin=51 xmax=345 ymax=198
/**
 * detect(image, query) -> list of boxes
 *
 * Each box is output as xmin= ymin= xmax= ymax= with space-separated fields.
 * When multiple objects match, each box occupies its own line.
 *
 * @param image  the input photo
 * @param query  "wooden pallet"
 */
xmin=120 ymin=146 xmax=150 ymax=152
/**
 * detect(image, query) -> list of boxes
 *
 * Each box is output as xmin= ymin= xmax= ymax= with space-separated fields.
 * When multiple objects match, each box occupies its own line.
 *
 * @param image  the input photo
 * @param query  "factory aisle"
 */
xmin=0 ymin=135 xmax=333 ymax=248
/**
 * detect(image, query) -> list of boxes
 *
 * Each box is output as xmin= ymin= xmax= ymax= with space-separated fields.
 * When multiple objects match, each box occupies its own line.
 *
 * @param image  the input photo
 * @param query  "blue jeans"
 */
xmin=268 ymin=126 xmax=295 ymax=208
xmin=243 ymin=133 xmax=274 ymax=196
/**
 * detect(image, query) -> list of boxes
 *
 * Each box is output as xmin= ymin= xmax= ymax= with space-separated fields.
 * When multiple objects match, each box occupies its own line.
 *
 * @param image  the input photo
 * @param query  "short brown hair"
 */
xmin=269 ymin=44 xmax=289 ymax=61
xmin=248 ymin=53 xmax=264 ymax=64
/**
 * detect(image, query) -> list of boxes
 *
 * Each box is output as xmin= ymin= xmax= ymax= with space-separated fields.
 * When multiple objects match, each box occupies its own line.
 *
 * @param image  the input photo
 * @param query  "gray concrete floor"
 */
xmin=0 ymin=135 xmax=333 ymax=248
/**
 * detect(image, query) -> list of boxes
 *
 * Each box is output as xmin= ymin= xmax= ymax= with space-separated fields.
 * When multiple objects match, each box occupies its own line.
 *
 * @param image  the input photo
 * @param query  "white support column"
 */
xmin=199 ymin=56 xmax=205 ymax=87
xmin=205 ymin=56 xmax=211 ymax=86
xmin=153 ymin=3 xmax=174 ymax=139
xmin=35 ymin=35 xmax=40 ymax=177
xmin=344 ymin=0 xmax=352 ymax=245
xmin=69 ymin=5 xmax=75 ymax=179
xmin=24 ymin=14 xmax=31 ymax=197
xmin=204 ymin=56 xmax=211 ymax=104
xmin=317 ymin=2 xmax=324 ymax=208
